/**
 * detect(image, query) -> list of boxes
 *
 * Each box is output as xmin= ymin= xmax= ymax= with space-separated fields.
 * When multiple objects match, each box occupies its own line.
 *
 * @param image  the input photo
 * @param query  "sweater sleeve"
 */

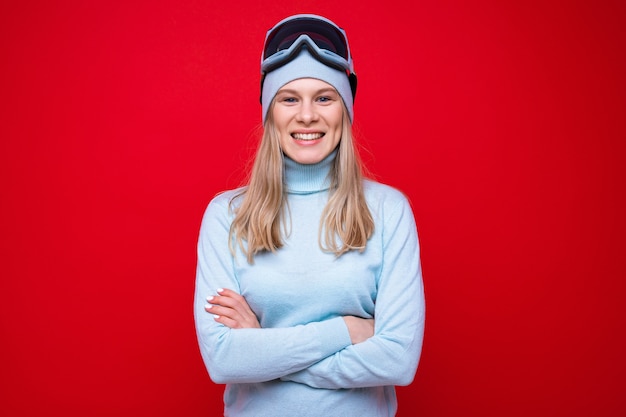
xmin=193 ymin=194 xmax=353 ymax=384
xmin=280 ymin=194 xmax=426 ymax=388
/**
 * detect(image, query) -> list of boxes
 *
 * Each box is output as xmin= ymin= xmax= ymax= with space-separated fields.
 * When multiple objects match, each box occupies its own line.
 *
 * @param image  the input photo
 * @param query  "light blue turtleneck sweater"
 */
xmin=194 ymin=152 xmax=425 ymax=416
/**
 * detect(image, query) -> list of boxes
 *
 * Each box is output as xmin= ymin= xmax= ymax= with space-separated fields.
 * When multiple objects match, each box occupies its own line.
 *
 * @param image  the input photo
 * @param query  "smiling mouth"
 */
xmin=291 ymin=132 xmax=324 ymax=141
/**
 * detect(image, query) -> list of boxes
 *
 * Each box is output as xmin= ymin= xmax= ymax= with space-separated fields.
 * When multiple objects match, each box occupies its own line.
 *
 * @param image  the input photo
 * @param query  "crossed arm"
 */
xmin=205 ymin=288 xmax=375 ymax=344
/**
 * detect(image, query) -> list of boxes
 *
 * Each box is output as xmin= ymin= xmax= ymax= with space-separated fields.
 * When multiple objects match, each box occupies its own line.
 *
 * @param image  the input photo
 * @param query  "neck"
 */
xmin=284 ymin=150 xmax=337 ymax=194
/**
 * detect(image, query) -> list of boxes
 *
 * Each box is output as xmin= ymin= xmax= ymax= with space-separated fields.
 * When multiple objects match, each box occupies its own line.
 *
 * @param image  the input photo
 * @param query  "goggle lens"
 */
xmin=263 ymin=17 xmax=349 ymax=62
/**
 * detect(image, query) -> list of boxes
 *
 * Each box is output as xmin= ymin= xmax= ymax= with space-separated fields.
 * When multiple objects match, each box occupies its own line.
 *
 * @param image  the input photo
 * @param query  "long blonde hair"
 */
xmin=229 ymin=104 xmax=374 ymax=263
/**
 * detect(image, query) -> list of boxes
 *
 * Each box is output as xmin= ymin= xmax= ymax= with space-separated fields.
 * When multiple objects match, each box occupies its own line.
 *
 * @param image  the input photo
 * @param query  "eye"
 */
xmin=316 ymin=96 xmax=332 ymax=103
xmin=281 ymin=96 xmax=298 ymax=103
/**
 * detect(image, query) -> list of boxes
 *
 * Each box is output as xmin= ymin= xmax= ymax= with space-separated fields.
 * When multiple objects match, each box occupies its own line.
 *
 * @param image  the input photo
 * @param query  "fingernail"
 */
xmin=206 ymin=296 xmax=214 ymax=302
xmin=217 ymin=288 xmax=224 ymax=293
xmin=212 ymin=314 xmax=220 ymax=319
xmin=204 ymin=304 xmax=212 ymax=310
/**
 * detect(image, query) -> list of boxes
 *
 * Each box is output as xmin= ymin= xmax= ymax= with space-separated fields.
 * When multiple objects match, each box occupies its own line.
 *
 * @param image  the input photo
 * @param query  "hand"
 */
xmin=343 ymin=316 xmax=375 ymax=344
xmin=205 ymin=288 xmax=261 ymax=329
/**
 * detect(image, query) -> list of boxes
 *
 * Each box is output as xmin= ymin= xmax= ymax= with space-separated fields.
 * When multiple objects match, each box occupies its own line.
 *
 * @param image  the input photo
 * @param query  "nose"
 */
xmin=295 ymin=101 xmax=319 ymax=124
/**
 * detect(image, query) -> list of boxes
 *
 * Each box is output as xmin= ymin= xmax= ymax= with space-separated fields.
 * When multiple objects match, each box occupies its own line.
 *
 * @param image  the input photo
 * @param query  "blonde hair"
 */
xmin=229 ymin=104 xmax=374 ymax=263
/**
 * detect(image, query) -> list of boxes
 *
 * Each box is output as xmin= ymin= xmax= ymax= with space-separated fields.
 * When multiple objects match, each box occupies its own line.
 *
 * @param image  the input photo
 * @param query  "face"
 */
xmin=272 ymin=78 xmax=344 ymax=165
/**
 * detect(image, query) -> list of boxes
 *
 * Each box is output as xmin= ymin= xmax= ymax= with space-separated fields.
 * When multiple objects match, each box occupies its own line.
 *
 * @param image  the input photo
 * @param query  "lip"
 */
xmin=290 ymin=132 xmax=324 ymax=148
xmin=290 ymin=131 xmax=325 ymax=142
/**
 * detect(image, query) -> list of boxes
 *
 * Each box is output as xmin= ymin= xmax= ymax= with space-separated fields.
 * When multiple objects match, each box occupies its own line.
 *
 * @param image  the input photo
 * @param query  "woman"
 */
xmin=194 ymin=14 xmax=425 ymax=416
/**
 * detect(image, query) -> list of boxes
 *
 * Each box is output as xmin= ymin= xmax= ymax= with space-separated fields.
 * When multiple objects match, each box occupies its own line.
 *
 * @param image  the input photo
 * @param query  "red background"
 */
xmin=2 ymin=1 xmax=625 ymax=416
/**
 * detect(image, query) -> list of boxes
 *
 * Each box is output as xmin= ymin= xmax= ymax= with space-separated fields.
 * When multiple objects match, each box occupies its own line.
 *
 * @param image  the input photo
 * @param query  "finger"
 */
xmin=205 ymin=303 xmax=246 ymax=323
xmin=205 ymin=300 xmax=260 ymax=329
xmin=206 ymin=295 xmax=243 ymax=315
xmin=206 ymin=289 xmax=261 ymax=328
xmin=208 ymin=291 xmax=256 ymax=317
xmin=211 ymin=313 xmax=242 ymax=329
xmin=206 ymin=288 xmax=241 ymax=306
xmin=208 ymin=301 xmax=256 ymax=329
xmin=216 ymin=288 xmax=250 ymax=309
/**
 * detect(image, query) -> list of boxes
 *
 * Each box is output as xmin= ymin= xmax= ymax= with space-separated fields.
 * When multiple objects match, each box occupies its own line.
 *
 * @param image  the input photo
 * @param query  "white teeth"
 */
xmin=292 ymin=132 xmax=323 ymax=140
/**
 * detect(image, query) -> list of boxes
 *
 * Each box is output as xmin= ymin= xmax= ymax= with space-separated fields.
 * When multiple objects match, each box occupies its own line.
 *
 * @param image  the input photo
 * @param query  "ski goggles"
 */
xmin=260 ymin=14 xmax=357 ymax=97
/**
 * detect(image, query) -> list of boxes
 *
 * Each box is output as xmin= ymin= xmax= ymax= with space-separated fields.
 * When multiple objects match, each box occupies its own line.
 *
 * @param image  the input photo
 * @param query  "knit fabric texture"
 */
xmin=194 ymin=151 xmax=425 ymax=416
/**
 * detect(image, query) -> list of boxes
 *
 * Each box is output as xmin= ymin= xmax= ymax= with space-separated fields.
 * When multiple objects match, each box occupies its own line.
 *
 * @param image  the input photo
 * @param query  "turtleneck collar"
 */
xmin=284 ymin=150 xmax=337 ymax=194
